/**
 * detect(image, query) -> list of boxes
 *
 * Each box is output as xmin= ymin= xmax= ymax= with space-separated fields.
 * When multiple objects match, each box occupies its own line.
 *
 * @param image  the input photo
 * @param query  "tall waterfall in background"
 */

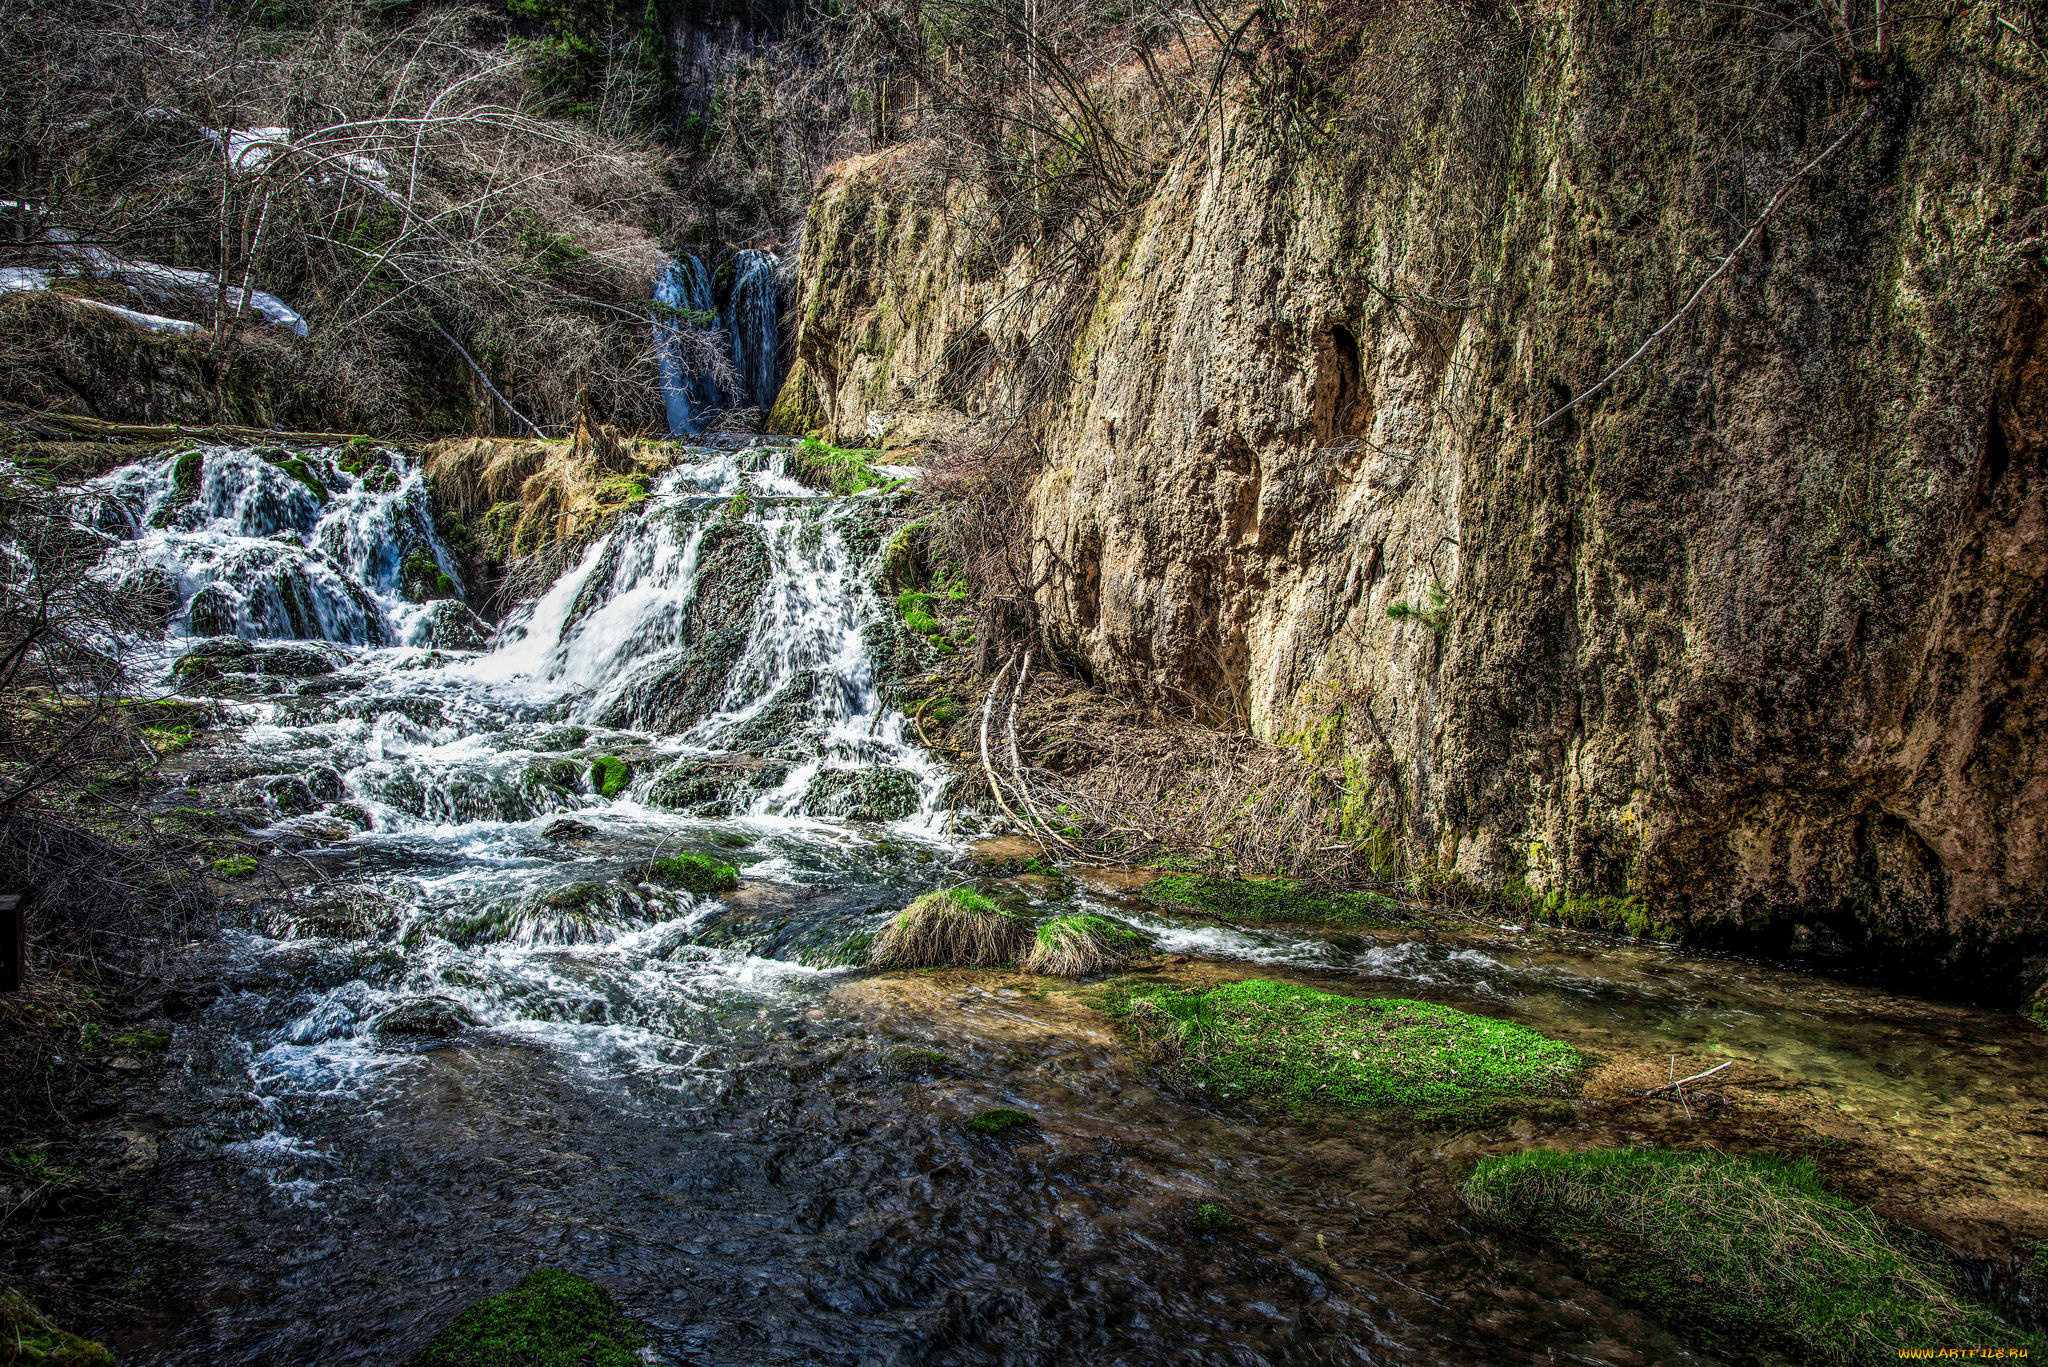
xmin=722 ymin=250 xmax=781 ymax=412
xmin=654 ymin=249 xmax=783 ymax=436
xmin=654 ymin=256 xmax=719 ymax=436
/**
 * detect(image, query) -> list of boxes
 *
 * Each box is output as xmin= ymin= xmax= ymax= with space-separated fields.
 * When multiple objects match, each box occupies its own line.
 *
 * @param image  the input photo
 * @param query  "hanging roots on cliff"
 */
xmin=965 ymin=648 xmax=1407 ymax=891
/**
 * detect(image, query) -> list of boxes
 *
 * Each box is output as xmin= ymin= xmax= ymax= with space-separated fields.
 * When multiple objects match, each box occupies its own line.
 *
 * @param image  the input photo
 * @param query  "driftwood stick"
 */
xmin=1644 ymin=1060 xmax=1736 ymax=1096
xmin=977 ymin=654 xmax=1030 ymax=836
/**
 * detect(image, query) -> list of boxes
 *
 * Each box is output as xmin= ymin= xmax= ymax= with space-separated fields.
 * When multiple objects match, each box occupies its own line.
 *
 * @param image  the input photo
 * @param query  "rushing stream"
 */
xmin=22 ymin=440 xmax=2048 ymax=1364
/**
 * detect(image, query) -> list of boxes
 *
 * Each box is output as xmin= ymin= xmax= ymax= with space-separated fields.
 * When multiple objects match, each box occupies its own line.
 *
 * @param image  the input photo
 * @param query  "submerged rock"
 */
xmin=796 ymin=765 xmax=920 ymax=822
xmin=408 ymin=597 xmax=493 ymax=651
xmin=372 ymin=996 xmax=481 ymax=1039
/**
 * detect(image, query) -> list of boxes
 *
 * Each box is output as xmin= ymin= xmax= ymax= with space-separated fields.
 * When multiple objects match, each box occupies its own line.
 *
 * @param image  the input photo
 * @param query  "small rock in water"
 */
xmin=372 ymin=996 xmax=481 ymax=1039
xmin=542 ymin=817 xmax=605 ymax=844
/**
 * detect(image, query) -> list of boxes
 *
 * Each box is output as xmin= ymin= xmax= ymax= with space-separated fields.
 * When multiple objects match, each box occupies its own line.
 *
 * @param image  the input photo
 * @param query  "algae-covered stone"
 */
xmin=186 ymin=583 xmax=240 ymax=636
xmin=404 ymin=1268 xmax=649 ymax=1367
xmin=0 ymin=1289 xmax=111 ymax=1366
xmin=373 ymin=996 xmax=482 ymax=1039
xmin=795 ymin=765 xmax=921 ymax=822
xmin=644 ymin=852 xmax=739 ymax=895
xmin=1113 ymin=979 xmax=1583 ymax=1118
xmin=412 ymin=598 xmax=493 ymax=651
xmin=1462 ymin=1148 xmax=2039 ymax=1362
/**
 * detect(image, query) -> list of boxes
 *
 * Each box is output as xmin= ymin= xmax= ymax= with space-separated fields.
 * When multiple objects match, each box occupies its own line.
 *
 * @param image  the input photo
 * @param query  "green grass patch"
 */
xmin=789 ymin=436 xmax=891 ymax=496
xmin=967 ymin=1107 xmax=1032 ymax=1135
xmin=1145 ymin=874 xmax=1406 ymax=928
xmin=1190 ymin=1202 xmax=1237 ymax=1233
xmin=644 ymin=852 xmax=739 ymax=895
xmin=404 ymin=1268 xmax=649 ymax=1367
xmin=1109 ymin=979 xmax=1584 ymax=1119
xmin=1020 ymin=913 xmax=1155 ymax=977
xmin=1462 ymin=1148 xmax=2038 ymax=1363
xmin=212 ymin=855 xmax=259 ymax=879
xmin=588 ymin=755 xmax=630 ymax=799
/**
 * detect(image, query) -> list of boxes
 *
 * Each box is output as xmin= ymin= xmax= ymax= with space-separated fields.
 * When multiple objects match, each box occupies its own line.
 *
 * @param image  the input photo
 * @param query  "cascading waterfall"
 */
xmin=87 ymin=443 xmax=478 ymax=649
xmin=652 ymin=248 xmax=783 ymax=434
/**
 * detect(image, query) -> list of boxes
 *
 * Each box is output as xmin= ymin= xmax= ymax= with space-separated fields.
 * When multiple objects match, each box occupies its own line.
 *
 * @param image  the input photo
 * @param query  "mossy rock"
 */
xmin=794 ymin=765 xmax=921 ymax=823
xmin=1463 ymin=1148 xmax=2040 ymax=1362
xmin=404 ymin=1268 xmax=649 ymax=1367
xmin=644 ymin=852 xmax=739 ymax=896
xmin=1144 ymin=874 xmax=1406 ymax=929
xmin=401 ymin=547 xmax=458 ymax=603
xmin=373 ymin=996 xmax=482 ymax=1039
xmin=172 ymin=449 xmax=205 ymax=497
xmin=413 ymin=598 xmax=492 ymax=651
xmin=1111 ymin=979 xmax=1584 ymax=1120
xmin=643 ymin=758 xmax=787 ymax=817
xmin=0 ymin=1289 xmax=112 ymax=1366
xmin=532 ymin=726 xmax=590 ymax=753
xmin=967 ymin=1107 xmax=1032 ymax=1136
xmin=589 ymin=755 xmax=630 ymax=799
xmin=186 ymin=583 xmax=239 ymax=636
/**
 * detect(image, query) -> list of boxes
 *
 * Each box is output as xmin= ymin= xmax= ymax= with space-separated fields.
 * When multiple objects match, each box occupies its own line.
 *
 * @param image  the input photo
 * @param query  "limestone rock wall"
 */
xmin=772 ymin=7 xmax=2048 ymax=975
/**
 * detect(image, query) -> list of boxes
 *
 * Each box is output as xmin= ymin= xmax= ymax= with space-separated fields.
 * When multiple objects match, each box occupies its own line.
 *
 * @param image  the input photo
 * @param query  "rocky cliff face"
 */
xmin=771 ymin=7 xmax=2048 ymax=979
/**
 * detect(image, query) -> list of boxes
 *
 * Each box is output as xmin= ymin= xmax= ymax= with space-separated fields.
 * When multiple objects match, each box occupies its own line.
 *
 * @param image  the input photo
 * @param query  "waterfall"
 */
xmin=86 ymin=444 xmax=477 ymax=648
xmin=653 ymin=256 xmax=718 ymax=436
xmin=721 ymin=249 xmax=781 ymax=411
xmin=654 ymin=249 xmax=784 ymax=433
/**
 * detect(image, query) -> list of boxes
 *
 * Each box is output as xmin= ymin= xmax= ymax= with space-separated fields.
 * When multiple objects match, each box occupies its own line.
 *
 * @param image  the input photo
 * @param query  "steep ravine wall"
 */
xmin=771 ymin=9 xmax=2047 ymax=984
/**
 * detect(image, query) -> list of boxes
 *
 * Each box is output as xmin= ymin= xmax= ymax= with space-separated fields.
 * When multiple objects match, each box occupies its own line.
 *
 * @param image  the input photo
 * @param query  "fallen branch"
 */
xmin=1538 ymin=100 xmax=1877 ymax=431
xmin=977 ymin=653 xmax=1031 ymax=838
xmin=8 ymin=408 xmax=367 ymax=444
xmin=1645 ymin=1060 xmax=1735 ymax=1095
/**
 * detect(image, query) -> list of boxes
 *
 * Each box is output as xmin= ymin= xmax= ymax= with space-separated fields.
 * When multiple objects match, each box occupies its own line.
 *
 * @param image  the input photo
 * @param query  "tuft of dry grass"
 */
xmin=1018 ymin=913 xmax=1154 ymax=976
xmin=867 ymin=886 xmax=1030 ymax=968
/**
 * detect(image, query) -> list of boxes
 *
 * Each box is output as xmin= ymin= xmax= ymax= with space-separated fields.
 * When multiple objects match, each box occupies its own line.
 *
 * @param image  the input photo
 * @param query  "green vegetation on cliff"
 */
xmin=1463 ymin=1148 xmax=2038 ymax=1362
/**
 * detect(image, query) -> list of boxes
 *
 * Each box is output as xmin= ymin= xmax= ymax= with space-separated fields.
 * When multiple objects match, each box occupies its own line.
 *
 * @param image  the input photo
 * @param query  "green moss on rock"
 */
xmin=589 ymin=755 xmax=630 ymax=799
xmin=404 ymin=1268 xmax=649 ymax=1367
xmin=0 ymin=1289 xmax=112 ymax=1366
xmin=1111 ymin=979 xmax=1583 ymax=1118
xmin=1145 ymin=874 xmax=1405 ymax=928
xmin=1462 ymin=1148 xmax=2039 ymax=1363
xmin=967 ymin=1107 xmax=1032 ymax=1135
xmin=645 ymin=852 xmax=739 ymax=895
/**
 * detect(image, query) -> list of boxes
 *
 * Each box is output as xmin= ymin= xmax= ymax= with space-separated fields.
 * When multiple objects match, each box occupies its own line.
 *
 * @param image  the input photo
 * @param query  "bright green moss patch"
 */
xmin=404 ymin=1268 xmax=649 ymax=1367
xmin=1190 ymin=1202 xmax=1237 ymax=1233
xmin=212 ymin=855 xmax=259 ymax=879
xmin=589 ymin=755 xmax=630 ymax=799
xmin=1020 ymin=913 xmax=1155 ymax=976
xmin=401 ymin=547 xmax=457 ymax=603
xmin=789 ymin=435 xmax=890 ymax=495
xmin=1111 ymin=979 xmax=1584 ymax=1118
xmin=172 ymin=449 xmax=204 ymax=497
xmin=0 ymin=1289 xmax=112 ymax=1366
xmin=967 ymin=1107 xmax=1032 ymax=1135
xmin=1462 ymin=1148 xmax=2038 ymax=1363
xmin=1145 ymin=874 xmax=1406 ymax=928
xmin=644 ymin=852 xmax=739 ymax=895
